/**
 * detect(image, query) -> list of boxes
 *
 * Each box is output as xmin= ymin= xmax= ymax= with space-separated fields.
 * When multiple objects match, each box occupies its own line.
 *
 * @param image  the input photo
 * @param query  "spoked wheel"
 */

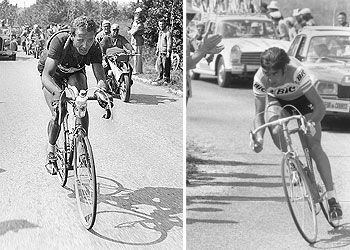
xmin=55 ymin=123 xmax=68 ymax=187
xmin=119 ymin=75 xmax=131 ymax=102
xmin=171 ymin=53 xmax=180 ymax=71
xmin=74 ymin=132 xmax=97 ymax=229
xmin=106 ymin=74 xmax=118 ymax=98
xmin=281 ymin=156 xmax=317 ymax=244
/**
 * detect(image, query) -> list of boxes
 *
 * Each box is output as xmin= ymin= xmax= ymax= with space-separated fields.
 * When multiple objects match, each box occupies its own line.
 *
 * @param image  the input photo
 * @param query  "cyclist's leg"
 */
xmin=303 ymin=114 xmax=333 ymax=191
xmin=303 ymin=113 xmax=342 ymax=217
xmin=43 ymin=87 xmax=67 ymax=147
xmin=67 ymin=72 xmax=89 ymax=135
xmin=265 ymin=101 xmax=289 ymax=152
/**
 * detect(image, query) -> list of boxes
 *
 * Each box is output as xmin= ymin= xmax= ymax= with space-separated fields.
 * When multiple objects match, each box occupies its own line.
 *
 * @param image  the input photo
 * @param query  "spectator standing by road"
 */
xmin=96 ymin=20 xmax=111 ymax=44
xmin=292 ymin=9 xmax=304 ymax=33
xmin=285 ymin=17 xmax=297 ymax=41
xmin=128 ymin=7 xmax=145 ymax=74
xmin=270 ymin=11 xmax=289 ymax=41
xmin=300 ymin=8 xmax=316 ymax=26
xmin=154 ymin=19 xmax=172 ymax=84
xmin=337 ymin=12 xmax=349 ymax=27
xmin=267 ymin=0 xmax=279 ymax=14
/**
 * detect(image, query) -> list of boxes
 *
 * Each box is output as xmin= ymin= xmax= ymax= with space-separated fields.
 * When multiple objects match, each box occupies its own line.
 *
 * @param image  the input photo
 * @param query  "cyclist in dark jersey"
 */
xmin=251 ymin=47 xmax=342 ymax=220
xmin=41 ymin=16 xmax=109 ymax=175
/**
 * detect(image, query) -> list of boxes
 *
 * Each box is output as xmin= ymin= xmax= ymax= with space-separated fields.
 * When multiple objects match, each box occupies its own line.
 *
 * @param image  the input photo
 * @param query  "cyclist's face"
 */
xmin=73 ymin=28 xmax=95 ymax=55
xmin=338 ymin=15 xmax=346 ymax=25
xmin=103 ymin=25 xmax=111 ymax=33
xmin=262 ymin=68 xmax=284 ymax=84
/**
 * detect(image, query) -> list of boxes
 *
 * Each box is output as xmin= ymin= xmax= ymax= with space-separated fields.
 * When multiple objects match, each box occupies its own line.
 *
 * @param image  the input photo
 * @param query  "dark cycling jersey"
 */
xmin=48 ymin=32 xmax=102 ymax=74
xmin=253 ymin=57 xmax=314 ymax=114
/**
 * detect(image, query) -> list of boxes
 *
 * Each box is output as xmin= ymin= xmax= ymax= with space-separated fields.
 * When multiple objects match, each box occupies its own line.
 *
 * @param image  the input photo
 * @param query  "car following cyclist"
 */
xmin=38 ymin=16 xmax=110 ymax=175
xmin=250 ymin=47 xmax=342 ymax=220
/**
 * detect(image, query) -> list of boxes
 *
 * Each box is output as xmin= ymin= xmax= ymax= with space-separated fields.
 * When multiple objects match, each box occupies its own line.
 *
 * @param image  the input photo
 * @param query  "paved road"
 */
xmin=187 ymin=76 xmax=350 ymax=249
xmin=0 ymin=52 xmax=183 ymax=249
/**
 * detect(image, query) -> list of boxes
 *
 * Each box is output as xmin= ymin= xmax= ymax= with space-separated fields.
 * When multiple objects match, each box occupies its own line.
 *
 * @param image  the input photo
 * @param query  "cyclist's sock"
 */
xmin=327 ymin=190 xmax=336 ymax=200
xmin=47 ymin=143 xmax=55 ymax=153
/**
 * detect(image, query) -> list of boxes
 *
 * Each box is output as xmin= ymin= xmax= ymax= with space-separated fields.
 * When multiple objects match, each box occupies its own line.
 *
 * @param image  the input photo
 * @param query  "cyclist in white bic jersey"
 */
xmin=251 ymin=47 xmax=342 ymax=220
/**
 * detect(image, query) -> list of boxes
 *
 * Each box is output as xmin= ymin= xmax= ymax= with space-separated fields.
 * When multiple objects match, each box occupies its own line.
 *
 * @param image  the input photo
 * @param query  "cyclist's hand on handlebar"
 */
xmin=306 ymin=121 xmax=316 ymax=136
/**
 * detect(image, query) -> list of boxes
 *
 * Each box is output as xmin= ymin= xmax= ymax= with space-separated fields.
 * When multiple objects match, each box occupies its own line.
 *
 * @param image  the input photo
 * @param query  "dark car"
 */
xmin=0 ymin=34 xmax=17 ymax=60
xmin=287 ymin=26 xmax=350 ymax=118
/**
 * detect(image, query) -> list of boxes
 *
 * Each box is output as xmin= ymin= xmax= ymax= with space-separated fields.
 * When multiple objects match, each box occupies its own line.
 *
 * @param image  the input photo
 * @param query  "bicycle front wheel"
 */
xmin=73 ymin=131 xmax=97 ymax=229
xmin=281 ymin=155 xmax=317 ymax=244
xmin=55 ymin=121 xmax=69 ymax=187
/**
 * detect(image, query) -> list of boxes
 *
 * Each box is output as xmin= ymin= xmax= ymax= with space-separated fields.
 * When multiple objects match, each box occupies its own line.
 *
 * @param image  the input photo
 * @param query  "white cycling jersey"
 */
xmin=253 ymin=57 xmax=313 ymax=101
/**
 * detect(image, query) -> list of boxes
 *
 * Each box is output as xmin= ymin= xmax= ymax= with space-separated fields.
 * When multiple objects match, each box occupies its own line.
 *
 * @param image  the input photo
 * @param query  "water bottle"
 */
xmin=74 ymin=90 xmax=88 ymax=118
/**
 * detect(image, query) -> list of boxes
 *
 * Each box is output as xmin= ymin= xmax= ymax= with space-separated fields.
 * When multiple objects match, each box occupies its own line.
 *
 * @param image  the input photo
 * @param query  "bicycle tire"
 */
xmin=74 ymin=130 xmax=97 ymax=229
xmin=55 ymin=119 xmax=69 ymax=187
xmin=281 ymin=155 xmax=317 ymax=244
xmin=120 ymin=74 xmax=131 ymax=102
xmin=171 ymin=53 xmax=180 ymax=71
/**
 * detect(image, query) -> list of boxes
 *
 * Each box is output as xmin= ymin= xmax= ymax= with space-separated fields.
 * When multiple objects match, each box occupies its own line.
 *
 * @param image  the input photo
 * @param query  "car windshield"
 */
xmin=218 ymin=20 xmax=276 ymax=38
xmin=306 ymin=35 xmax=350 ymax=63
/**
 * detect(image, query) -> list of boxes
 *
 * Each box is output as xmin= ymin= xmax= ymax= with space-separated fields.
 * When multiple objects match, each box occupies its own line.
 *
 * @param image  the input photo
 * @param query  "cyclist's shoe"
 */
xmin=45 ymin=152 xmax=57 ymax=175
xmin=328 ymin=198 xmax=343 ymax=220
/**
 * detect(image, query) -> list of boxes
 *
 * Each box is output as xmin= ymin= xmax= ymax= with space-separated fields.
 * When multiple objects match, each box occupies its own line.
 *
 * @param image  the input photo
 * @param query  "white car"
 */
xmin=191 ymin=13 xmax=290 ymax=87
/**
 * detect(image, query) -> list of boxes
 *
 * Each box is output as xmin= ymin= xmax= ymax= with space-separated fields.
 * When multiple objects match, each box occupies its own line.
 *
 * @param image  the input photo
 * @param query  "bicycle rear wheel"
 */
xmin=73 ymin=130 xmax=97 ymax=229
xmin=55 ymin=121 xmax=69 ymax=187
xmin=171 ymin=53 xmax=180 ymax=71
xmin=281 ymin=155 xmax=317 ymax=244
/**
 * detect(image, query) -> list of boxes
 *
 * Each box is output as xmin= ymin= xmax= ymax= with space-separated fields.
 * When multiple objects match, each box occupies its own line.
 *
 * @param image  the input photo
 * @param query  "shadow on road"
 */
xmin=186 ymin=153 xmax=285 ymax=225
xmin=129 ymin=94 xmax=178 ymax=105
xmin=186 ymin=218 xmax=238 ymax=224
xmin=65 ymin=176 xmax=182 ymax=246
xmin=0 ymin=219 xmax=39 ymax=236
xmin=196 ymin=76 xmax=253 ymax=89
xmin=315 ymin=223 xmax=350 ymax=249
xmin=187 ymin=155 xmax=279 ymax=167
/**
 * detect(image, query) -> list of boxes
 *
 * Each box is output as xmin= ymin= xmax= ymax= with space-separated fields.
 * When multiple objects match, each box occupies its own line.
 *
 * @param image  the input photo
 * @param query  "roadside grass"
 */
xmin=139 ymin=46 xmax=183 ymax=94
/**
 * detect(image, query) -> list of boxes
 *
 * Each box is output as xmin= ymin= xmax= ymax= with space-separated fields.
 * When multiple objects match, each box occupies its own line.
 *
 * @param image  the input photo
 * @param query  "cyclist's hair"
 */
xmin=70 ymin=16 xmax=97 ymax=36
xmin=338 ymin=12 xmax=347 ymax=17
xmin=260 ymin=47 xmax=290 ymax=71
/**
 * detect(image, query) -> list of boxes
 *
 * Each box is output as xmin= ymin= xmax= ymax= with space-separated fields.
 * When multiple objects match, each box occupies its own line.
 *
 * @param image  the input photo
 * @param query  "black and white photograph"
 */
xmin=186 ymin=0 xmax=350 ymax=248
xmin=0 ymin=0 xmax=183 ymax=248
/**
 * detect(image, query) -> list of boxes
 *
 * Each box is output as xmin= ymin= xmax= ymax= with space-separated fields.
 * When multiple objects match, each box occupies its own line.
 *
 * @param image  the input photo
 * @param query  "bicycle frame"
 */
xmin=57 ymin=86 xmax=111 ymax=169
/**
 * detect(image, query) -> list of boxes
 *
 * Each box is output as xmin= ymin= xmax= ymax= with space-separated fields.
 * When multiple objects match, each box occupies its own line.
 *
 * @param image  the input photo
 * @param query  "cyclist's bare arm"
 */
xmin=124 ymin=42 xmax=134 ymax=53
xmin=92 ymin=63 xmax=107 ymax=90
xmin=42 ymin=57 xmax=62 ymax=97
xmin=304 ymin=86 xmax=326 ymax=123
xmin=254 ymin=96 xmax=266 ymax=140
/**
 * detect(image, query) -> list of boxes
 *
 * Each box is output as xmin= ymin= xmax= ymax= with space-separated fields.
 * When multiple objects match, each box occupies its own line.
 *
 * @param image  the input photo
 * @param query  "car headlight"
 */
xmin=230 ymin=45 xmax=241 ymax=64
xmin=315 ymin=81 xmax=338 ymax=95
xmin=341 ymin=75 xmax=350 ymax=84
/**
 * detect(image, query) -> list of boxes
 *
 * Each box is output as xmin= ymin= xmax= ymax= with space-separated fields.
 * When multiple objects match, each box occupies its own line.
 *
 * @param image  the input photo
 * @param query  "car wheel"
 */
xmin=191 ymin=71 xmax=200 ymax=80
xmin=217 ymin=57 xmax=231 ymax=87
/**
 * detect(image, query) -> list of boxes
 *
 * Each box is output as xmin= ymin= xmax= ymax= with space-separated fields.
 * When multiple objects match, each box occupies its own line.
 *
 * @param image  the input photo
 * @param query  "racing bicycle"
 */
xmin=54 ymin=85 xmax=112 ymax=229
xmin=250 ymin=106 xmax=340 ymax=244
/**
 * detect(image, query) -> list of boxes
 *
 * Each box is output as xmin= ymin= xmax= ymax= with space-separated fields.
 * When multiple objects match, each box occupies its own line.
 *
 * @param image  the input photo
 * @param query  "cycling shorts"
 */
xmin=267 ymin=95 xmax=314 ymax=116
